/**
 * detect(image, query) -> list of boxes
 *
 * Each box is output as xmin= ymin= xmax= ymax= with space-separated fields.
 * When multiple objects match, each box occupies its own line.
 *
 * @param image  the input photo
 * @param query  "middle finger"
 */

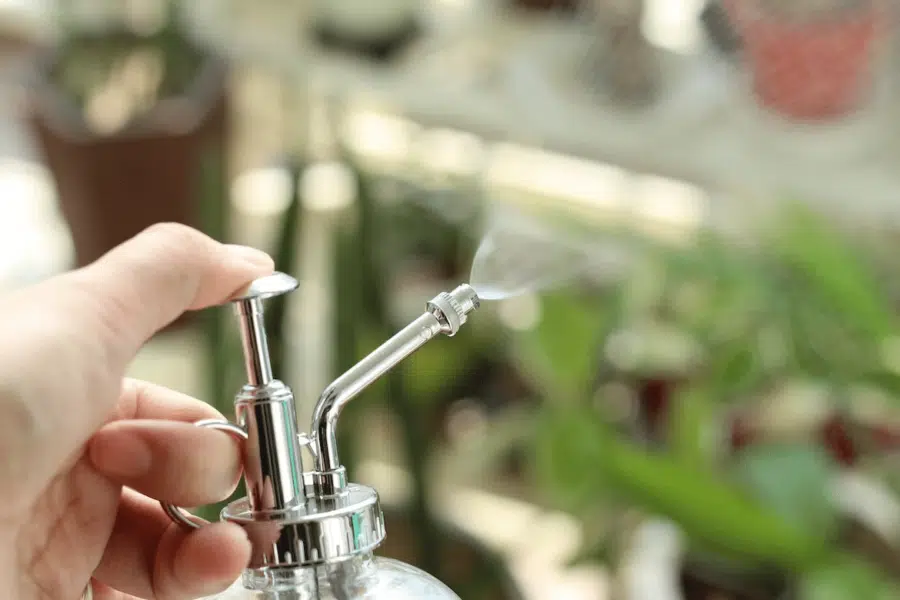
xmin=88 ymin=419 xmax=241 ymax=506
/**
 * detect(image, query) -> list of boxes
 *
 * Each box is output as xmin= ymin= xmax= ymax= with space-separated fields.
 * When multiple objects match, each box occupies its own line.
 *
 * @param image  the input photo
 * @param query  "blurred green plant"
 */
xmin=510 ymin=205 xmax=900 ymax=598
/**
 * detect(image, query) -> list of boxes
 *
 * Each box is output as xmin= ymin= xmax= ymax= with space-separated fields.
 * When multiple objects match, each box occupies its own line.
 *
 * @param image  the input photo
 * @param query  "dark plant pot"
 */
xmin=24 ymin=37 xmax=229 ymax=270
xmin=723 ymin=0 xmax=883 ymax=121
xmin=378 ymin=506 xmax=524 ymax=600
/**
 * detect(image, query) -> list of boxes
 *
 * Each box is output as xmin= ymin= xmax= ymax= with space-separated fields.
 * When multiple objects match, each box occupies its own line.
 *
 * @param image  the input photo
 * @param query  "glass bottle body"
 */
xmin=204 ymin=553 xmax=460 ymax=600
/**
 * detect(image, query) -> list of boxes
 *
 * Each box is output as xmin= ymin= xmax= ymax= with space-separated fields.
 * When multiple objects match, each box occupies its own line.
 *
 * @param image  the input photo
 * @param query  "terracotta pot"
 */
xmin=723 ymin=0 xmax=884 ymax=120
xmin=24 ymin=38 xmax=229 ymax=269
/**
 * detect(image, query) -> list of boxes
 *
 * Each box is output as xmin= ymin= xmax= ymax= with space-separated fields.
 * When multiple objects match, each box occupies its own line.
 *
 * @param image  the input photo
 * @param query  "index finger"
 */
xmin=72 ymin=223 xmax=274 ymax=366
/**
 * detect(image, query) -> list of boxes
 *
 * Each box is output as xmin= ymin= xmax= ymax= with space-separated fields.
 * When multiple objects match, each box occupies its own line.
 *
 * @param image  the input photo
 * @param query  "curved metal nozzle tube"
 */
xmin=309 ymin=284 xmax=480 ymax=494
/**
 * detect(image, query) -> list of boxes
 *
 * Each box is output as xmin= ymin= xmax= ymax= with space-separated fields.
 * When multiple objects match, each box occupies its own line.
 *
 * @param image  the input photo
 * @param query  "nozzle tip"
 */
xmin=427 ymin=284 xmax=480 ymax=336
xmin=450 ymin=283 xmax=480 ymax=313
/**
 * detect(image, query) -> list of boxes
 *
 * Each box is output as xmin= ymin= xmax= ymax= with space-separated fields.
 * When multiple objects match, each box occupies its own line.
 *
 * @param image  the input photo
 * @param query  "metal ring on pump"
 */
xmin=161 ymin=418 xmax=249 ymax=530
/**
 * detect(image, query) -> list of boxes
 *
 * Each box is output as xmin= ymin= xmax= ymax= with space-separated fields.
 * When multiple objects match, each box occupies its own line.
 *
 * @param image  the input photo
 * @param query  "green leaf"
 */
xmin=856 ymin=370 xmax=900 ymax=409
xmin=515 ymin=292 xmax=608 ymax=403
xmin=402 ymin=335 xmax=474 ymax=405
xmin=595 ymin=432 xmax=830 ymax=570
xmin=771 ymin=205 xmax=895 ymax=343
xmin=534 ymin=408 xmax=829 ymax=571
xmin=734 ymin=443 xmax=839 ymax=541
xmin=706 ymin=337 xmax=769 ymax=398
xmin=669 ymin=385 xmax=716 ymax=468
xmin=782 ymin=283 xmax=878 ymax=383
xmin=533 ymin=406 xmax=608 ymax=512
xmin=799 ymin=556 xmax=899 ymax=600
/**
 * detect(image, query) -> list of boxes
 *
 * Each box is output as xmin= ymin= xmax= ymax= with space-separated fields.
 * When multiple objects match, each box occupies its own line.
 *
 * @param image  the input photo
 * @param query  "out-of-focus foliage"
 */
xmin=516 ymin=205 xmax=900 ymax=596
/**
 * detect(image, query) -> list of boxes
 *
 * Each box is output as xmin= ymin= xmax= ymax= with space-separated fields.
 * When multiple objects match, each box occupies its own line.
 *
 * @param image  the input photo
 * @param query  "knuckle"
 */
xmin=142 ymin=222 xmax=204 ymax=247
xmin=114 ymin=378 xmax=145 ymax=420
xmin=137 ymin=223 xmax=213 ymax=296
xmin=64 ymin=272 xmax=134 ymax=361
xmin=140 ymin=223 xmax=210 ymax=263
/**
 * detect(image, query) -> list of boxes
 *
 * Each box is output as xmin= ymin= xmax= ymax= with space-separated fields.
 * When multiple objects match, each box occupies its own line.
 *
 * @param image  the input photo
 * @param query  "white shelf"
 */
xmin=4 ymin=0 xmax=900 ymax=228
xmin=182 ymin=1 xmax=900 ymax=229
xmin=0 ymin=0 xmax=878 ymax=230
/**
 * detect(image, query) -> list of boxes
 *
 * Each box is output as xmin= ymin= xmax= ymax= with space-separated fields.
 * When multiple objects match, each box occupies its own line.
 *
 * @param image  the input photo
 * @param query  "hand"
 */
xmin=0 ymin=224 xmax=275 ymax=599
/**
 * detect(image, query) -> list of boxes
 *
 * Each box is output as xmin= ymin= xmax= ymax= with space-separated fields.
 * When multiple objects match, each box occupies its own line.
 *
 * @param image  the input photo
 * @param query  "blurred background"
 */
xmin=1 ymin=0 xmax=899 ymax=598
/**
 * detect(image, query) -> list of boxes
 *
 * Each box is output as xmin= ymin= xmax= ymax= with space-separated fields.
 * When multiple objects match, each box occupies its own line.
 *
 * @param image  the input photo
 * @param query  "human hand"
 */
xmin=0 ymin=224 xmax=275 ymax=599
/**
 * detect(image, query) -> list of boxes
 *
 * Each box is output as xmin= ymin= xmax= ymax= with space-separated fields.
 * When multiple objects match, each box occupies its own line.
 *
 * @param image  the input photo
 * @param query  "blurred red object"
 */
xmin=637 ymin=377 xmax=674 ymax=439
xmin=729 ymin=415 xmax=758 ymax=452
xmin=821 ymin=415 xmax=858 ymax=466
xmin=723 ymin=0 xmax=883 ymax=120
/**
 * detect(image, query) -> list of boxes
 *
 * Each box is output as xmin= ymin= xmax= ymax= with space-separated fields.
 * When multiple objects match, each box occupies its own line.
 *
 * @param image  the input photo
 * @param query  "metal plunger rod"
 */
xmin=229 ymin=273 xmax=305 ymax=511
xmin=311 ymin=284 xmax=480 ymax=481
xmin=235 ymin=298 xmax=274 ymax=386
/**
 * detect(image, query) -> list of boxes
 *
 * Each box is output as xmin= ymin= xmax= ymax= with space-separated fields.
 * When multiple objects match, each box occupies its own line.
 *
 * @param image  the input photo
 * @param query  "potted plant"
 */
xmin=24 ymin=0 xmax=229 ymax=268
xmin=723 ymin=0 xmax=886 ymax=121
xmin=510 ymin=207 xmax=900 ymax=599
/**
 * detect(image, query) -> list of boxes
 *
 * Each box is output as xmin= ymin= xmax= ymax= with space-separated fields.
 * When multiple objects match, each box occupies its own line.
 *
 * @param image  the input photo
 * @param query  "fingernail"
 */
xmin=89 ymin=431 xmax=152 ymax=478
xmin=224 ymin=244 xmax=274 ymax=270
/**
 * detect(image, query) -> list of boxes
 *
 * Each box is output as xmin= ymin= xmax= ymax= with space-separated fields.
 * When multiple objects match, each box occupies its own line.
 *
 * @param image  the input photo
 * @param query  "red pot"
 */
xmin=724 ymin=0 xmax=884 ymax=120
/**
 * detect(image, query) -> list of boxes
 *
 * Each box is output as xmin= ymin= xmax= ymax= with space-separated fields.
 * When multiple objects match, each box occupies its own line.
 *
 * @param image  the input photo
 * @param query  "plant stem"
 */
xmin=267 ymin=159 xmax=304 ymax=377
xmin=332 ymin=216 xmax=363 ymax=475
xmin=387 ymin=364 xmax=441 ymax=576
